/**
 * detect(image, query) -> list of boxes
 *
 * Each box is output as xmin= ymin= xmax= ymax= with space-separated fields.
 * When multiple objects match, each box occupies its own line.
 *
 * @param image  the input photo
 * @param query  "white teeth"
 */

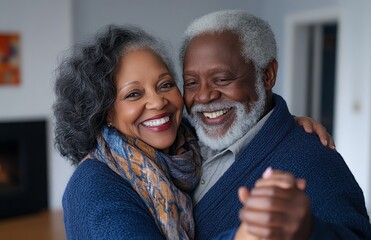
xmin=202 ymin=109 xmax=229 ymax=119
xmin=143 ymin=116 xmax=170 ymax=127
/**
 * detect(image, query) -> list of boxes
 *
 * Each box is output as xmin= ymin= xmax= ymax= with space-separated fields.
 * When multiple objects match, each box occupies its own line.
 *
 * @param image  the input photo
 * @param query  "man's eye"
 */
xmin=184 ymin=80 xmax=197 ymax=88
xmin=215 ymin=78 xmax=232 ymax=86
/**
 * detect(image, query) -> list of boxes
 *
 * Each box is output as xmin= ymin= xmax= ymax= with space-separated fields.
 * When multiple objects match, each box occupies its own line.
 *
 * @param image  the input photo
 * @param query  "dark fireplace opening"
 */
xmin=0 ymin=120 xmax=48 ymax=220
xmin=0 ymin=141 xmax=20 ymax=192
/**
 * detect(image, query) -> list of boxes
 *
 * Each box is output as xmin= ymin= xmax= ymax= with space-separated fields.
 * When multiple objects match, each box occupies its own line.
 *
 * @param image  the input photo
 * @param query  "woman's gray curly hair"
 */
xmin=179 ymin=10 xmax=277 ymax=71
xmin=53 ymin=24 xmax=177 ymax=165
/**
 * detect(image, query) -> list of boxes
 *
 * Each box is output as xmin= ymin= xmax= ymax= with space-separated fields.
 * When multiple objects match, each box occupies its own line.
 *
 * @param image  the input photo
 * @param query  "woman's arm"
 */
xmin=294 ymin=116 xmax=336 ymax=149
xmin=63 ymin=160 xmax=164 ymax=240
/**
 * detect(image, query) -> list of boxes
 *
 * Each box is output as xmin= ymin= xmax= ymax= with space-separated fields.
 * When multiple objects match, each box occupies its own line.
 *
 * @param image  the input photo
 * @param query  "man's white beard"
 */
xmin=186 ymin=74 xmax=266 ymax=150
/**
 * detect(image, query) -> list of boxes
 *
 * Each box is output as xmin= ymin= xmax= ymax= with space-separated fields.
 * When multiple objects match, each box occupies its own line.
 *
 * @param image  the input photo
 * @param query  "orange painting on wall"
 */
xmin=0 ymin=34 xmax=21 ymax=85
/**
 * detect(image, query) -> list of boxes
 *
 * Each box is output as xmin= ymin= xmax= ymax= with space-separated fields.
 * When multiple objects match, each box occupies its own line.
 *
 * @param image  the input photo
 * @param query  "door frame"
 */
xmin=282 ymin=7 xmax=340 ymax=116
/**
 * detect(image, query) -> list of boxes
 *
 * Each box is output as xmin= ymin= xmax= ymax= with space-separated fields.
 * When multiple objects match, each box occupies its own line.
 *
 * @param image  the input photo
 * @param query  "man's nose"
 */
xmin=146 ymin=92 xmax=168 ymax=110
xmin=195 ymin=83 xmax=220 ymax=104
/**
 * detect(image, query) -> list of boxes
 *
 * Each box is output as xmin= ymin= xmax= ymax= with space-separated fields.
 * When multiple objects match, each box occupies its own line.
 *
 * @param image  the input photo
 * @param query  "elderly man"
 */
xmin=180 ymin=10 xmax=371 ymax=239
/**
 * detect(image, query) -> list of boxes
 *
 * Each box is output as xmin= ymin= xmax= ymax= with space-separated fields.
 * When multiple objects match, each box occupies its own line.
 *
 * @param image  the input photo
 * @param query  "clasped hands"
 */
xmin=234 ymin=168 xmax=312 ymax=240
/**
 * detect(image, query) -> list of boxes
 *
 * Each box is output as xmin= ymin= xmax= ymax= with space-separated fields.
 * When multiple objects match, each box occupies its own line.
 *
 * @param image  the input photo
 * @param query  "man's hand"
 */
xmin=238 ymin=168 xmax=312 ymax=240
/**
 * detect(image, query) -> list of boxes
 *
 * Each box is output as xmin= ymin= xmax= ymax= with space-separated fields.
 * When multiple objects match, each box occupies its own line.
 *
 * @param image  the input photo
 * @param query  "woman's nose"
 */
xmin=145 ymin=92 xmax=168 ymax=110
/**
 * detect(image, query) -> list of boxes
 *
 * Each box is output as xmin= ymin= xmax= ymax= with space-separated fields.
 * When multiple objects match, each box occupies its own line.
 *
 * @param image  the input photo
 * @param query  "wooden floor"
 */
xmin=0 ymin=210 xmax=65 ymax=240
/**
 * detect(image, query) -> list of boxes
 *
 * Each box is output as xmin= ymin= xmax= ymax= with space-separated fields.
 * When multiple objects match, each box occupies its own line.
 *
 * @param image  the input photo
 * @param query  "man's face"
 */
xmin=183 ymin=31 xmax=266 ymax=149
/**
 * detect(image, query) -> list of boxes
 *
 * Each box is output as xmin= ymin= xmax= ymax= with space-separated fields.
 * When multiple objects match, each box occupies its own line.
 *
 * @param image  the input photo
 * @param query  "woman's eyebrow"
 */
xmin=158 ymin=72 xmax=172 ymax=79
xmin=117 ymin=80 xmax=140 ymax=92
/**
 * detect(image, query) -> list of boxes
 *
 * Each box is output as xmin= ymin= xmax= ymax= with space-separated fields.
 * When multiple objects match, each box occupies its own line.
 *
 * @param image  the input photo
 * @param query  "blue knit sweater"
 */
xmin=195 ymin=94 xmax=371 ymax=240
xmin=63 ymin=157 xmax=235 ymax=239
xmin=63 ymin=159 xmax=166 ymax=239
xmin=63 ymin=94 xmax=371 ymax=239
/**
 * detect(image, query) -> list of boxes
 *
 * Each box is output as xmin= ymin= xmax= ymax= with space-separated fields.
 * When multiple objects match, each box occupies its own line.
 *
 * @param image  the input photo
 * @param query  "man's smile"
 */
xmin=202 ymin=108 xmax=231 ymax=119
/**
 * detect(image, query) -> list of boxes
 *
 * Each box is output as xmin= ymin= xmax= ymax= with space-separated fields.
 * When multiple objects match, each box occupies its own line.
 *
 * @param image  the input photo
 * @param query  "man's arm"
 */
xmin=237 ymin=168 xmax=371 ymax=239
xmin=237 ymin=168 xmax=311 ymax=239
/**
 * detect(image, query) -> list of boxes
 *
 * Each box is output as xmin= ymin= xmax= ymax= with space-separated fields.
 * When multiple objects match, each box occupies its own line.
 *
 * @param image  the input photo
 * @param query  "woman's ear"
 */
xmin=263 ymin=59 xmax=278 ymax=90
xmin=106 ymin=109 xmax=113 ymax=126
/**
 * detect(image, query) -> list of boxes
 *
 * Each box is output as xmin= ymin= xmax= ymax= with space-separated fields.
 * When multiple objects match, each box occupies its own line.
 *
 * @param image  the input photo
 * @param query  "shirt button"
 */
xmin=201 ymin=179 xmax=205 ymax=184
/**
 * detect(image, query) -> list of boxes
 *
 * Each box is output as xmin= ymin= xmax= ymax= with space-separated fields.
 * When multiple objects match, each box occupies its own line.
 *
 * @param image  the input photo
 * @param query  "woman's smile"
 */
xmin=141 ymin=113 xmax=173 ymax=132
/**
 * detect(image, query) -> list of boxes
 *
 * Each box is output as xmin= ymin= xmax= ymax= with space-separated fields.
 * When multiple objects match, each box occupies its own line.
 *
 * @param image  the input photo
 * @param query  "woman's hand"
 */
xmin=236 ymin=168 xmax=311 ymax=240
xmin=234 ymin=222 xmax=261 ymax=240
xmin=294 ymin=116 xmax=336 ymax=150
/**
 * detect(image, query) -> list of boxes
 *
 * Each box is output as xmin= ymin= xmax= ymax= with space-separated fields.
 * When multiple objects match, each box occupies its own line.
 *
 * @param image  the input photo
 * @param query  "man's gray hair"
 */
xmin=179 ymin=10 xmax=277 ymax=71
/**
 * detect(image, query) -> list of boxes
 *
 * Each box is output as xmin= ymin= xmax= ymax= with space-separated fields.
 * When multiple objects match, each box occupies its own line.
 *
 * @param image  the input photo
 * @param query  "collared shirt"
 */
xmin=192 ymin=109 xmax=274 ymax=204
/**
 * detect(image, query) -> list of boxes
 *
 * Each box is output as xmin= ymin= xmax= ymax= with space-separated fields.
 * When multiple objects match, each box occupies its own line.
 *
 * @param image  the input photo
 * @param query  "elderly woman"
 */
xmin=54 ymin=25 xmax=332 ymax=239
xmin=54 ymin=25 xmax=201 ymax=239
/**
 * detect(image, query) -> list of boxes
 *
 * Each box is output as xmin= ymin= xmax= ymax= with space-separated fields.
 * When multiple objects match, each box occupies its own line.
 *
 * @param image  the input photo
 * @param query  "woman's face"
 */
xmin=108 ymin=49 xmax=183 ymax=151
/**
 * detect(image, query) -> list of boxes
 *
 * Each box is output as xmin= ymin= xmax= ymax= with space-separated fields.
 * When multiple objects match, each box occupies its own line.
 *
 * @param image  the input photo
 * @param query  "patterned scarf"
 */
xmin=90 ymin=122 xmax=201 ymax=239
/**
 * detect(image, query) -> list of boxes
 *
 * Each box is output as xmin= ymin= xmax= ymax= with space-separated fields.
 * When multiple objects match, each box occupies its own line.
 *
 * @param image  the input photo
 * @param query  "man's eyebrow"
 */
xmin=183 ymin=67 xmax=230 ymax=75
xmin=209 ymin=67 xmax=230 ymax=74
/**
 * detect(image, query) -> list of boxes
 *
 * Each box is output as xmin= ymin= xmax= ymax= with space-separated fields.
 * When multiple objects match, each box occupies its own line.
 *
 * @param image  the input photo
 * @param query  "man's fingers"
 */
xmin=250 ymin=186 xmax=299 ymax=200
xmin=238 ymin=186 xmax=249 ymax=205
xmin=255 ymin=178 xmax=295 ymax=189
xmin=296 ymin=178 xmax=307 ymax=190
xmin=256 ymin=170 xmax=297 ymax=189
xmin=240 ymin=217 xmax=284 ymax=239
xmin=244 ymin=195 xmax=290 ymax=212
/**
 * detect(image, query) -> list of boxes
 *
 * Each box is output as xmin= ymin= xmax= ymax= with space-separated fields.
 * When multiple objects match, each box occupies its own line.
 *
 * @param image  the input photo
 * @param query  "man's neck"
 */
xmin=259 ymin=93 xmax=274 ymax=122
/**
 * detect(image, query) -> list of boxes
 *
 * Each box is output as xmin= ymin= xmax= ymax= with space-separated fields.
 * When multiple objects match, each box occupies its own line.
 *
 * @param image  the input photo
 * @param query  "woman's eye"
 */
xmin=125 ymin=92 xmax=141 ymax=99
xmin=160 ymin=81 xmax=175 ymax=90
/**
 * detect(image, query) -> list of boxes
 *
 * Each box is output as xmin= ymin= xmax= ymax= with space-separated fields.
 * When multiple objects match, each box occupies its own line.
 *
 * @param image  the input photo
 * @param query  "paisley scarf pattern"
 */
xmin=90 ymin=122 xmax=201 ymax=239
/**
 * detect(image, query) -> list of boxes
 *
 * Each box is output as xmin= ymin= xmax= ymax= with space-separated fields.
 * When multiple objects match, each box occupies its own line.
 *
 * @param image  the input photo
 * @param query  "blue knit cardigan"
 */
xmin=195 ymin=94 xmax=371 ymax=240
xmin=63 ymin=156 xmax=236 ymax=239
xmin=63 ymin=94 xmax=371 ymax=239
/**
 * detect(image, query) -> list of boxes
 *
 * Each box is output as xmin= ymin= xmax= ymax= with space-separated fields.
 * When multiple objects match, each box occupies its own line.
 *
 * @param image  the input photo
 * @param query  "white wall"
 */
xmin=334 ymin=0 xmax=371 ymax=213
xmin=261 ymin=0 xmax=371 ymax=213
xmin=72 ymin=0 xmax=263 ymax=74
xmin=0 ymin=0 xmax=75 ymax=210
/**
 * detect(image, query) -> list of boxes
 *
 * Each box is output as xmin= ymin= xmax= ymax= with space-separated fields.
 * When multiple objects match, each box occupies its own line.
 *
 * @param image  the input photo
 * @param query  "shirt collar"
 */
xmin=228 ymin=108 xmax=274 ymax=157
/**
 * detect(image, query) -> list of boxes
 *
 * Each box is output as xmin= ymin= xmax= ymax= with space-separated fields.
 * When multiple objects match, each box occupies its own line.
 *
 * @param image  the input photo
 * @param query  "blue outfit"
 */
xmin=63 ymin=123 xmax=201 ymax=240
xmin=63 ymin=159 xmax=165 ymax=239
xmin=62 ymin=157 xmax=229 ymax=239
xmin=63 ymin=94 xmax=371 ymax=239
xmin=195 ymin=94 xmax=371 ymax=240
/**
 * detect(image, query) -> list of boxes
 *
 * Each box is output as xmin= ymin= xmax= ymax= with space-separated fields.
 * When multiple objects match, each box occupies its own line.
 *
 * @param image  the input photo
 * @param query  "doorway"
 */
xmin=284 ymin=10 xmax=339 ymax=136
xmin=306 ymin=23 xmax=337 ymax=135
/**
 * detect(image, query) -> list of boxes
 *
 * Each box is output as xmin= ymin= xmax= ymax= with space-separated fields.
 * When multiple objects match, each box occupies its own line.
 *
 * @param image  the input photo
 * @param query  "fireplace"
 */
xmin=0 ymin=120 xmax=48 ymax=219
